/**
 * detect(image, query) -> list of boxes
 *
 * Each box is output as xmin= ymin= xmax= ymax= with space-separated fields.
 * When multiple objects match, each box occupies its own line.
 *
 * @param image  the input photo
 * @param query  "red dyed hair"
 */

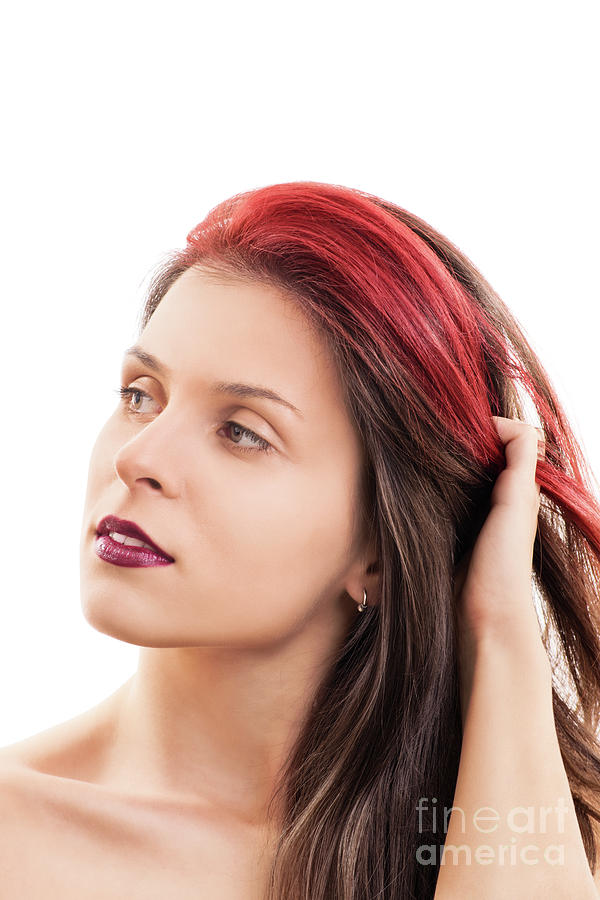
xmin=139 ymin=181 xmax=600 ymax=899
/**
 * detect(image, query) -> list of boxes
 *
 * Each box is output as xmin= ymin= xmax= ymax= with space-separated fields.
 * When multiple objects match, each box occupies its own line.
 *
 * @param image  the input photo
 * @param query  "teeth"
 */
xmin=108 ymin=531 xmax=154 ymax=551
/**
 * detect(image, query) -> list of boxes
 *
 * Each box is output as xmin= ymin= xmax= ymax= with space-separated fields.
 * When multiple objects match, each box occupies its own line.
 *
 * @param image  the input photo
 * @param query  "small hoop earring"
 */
xmin=358 ymin=587 xmax=368 ymax=613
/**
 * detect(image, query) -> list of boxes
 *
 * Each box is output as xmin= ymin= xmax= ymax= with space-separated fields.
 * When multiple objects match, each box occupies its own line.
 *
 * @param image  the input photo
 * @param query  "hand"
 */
xmin=438 ymin=416 xmax=597 ymax=898
xmin=452 ymin=416 xmax=551 ymax=715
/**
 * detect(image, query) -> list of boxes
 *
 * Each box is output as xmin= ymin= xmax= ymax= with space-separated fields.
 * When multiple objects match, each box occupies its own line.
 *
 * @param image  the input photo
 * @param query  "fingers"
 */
xmin=490 ymin=415 xmax=546 ymax=506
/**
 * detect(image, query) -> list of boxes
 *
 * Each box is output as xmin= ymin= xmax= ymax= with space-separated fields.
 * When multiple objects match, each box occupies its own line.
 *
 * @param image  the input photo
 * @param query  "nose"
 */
xmin=113 ymin=410 xmax=183 ymax=498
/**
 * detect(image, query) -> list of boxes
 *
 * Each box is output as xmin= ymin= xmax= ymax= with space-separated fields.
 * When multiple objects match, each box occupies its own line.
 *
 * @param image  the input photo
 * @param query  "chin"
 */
xmin=78 ymin=590 xmax=194 ymax=649
xmin=79 ymin=586 xmax=144 ymax=646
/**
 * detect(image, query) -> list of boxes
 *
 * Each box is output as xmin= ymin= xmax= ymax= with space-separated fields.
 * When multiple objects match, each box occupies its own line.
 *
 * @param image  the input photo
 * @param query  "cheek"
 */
xmin=202 ymin=464 xmax=359 ymax=597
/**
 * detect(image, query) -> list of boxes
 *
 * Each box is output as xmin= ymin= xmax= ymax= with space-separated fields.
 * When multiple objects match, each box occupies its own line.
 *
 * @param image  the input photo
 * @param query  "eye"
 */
xmin=115 ymin=385 xmax=157 ymax=415
xmin=219 ymin=421 xmax=273 ymax=454
xmin=114 ymin=386 xmax=274 ymax=455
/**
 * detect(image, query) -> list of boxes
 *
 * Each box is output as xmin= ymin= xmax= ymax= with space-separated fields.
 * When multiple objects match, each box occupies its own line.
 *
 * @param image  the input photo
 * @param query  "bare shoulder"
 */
xmin=0 ymin=689 xmax=125 ymax=842
xmin=0 ymin=682 xmax=127 ymax=781
xmin=0 ymin=732 xmax=272 ymax=900
xmin=0 ymin=750 xmax=46 ymax=888
xmin=0 ymin=717 xmax=141 ymax=895
xmin=0 ymin=737 xmax=43 ymax=801
xmin=0 ymin=731 xmax=71 ymax=824
xmin=0 ymin=748 xmax=30 ymax=808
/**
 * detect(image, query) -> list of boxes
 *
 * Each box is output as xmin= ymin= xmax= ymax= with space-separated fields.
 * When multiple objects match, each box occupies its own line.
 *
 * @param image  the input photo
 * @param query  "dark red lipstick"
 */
xmin=94 ymin=515 xmax=175 ymax=568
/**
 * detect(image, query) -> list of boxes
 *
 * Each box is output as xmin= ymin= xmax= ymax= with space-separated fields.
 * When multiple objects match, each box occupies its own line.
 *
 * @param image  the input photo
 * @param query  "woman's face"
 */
xmin=79 ymin=266 xmax=371 ymax=649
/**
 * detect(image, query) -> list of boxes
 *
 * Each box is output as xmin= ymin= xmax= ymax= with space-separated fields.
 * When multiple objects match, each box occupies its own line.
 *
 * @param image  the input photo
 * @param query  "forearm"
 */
xmin=433 ymin=632 xmax=598 ymax=899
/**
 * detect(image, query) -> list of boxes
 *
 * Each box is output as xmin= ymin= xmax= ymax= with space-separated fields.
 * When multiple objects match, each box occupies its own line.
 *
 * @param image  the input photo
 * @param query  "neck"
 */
xmin=97 ymin=607 xmax=351 ymax=827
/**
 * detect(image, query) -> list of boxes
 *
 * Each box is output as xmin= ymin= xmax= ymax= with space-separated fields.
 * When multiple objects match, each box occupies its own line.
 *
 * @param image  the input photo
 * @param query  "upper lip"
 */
xmin=95 ymin=515 xmax=174 ymax=561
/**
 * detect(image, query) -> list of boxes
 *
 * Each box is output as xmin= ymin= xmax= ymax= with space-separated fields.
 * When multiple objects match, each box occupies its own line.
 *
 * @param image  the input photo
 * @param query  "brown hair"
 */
xmin=138 ymin=181 xmax=600 ymax=898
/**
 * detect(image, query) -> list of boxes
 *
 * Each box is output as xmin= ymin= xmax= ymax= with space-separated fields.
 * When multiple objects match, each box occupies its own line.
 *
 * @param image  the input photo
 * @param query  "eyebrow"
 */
xmin=123 ymin=345 xmax=304 ymax=418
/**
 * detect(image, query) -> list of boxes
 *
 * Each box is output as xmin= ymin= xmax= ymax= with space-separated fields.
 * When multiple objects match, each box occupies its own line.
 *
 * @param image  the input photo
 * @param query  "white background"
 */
xmin=1 ymin=0 xmax=598 ymax=745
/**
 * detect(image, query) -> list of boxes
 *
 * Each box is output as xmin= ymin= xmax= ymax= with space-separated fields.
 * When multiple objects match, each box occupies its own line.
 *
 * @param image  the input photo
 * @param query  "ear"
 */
xmin=342 ymin=540 xmax=380 ymax=611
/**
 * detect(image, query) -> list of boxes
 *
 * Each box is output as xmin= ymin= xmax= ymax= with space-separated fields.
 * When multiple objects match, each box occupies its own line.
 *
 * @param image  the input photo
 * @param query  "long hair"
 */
xmin=137 ymin=181 xmax=600 ymax=899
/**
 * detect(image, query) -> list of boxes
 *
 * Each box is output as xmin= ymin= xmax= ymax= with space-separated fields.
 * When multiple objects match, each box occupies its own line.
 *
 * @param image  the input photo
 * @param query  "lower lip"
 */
xmin=94 ymin=533 xmax=174 ymax=568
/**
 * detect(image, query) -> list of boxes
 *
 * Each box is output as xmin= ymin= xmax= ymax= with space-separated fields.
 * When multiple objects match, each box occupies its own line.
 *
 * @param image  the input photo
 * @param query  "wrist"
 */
xmin=458 ymin=626 xmax=553 ymax=721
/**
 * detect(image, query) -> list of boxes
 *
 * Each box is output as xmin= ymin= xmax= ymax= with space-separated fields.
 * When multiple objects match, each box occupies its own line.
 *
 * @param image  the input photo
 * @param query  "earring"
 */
xmin=358 ymin=587 xmax=368 ymax=612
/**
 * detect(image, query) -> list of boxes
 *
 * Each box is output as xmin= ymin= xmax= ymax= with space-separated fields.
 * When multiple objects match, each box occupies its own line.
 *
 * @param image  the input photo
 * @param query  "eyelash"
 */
xmin=114 ymin=386 xmax=274 ymax=455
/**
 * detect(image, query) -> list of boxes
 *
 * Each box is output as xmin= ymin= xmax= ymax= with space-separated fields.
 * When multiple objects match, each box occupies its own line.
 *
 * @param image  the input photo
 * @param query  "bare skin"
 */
xmin=0 ymin=267 xmax=379 ymax=897
xmin=0 ymin=693 xmax=277 ymax=898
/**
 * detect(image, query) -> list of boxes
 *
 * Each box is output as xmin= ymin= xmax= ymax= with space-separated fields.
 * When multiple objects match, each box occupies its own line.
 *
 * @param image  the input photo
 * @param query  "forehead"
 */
xmin=138 ymin=266 xmax=349 ymax=421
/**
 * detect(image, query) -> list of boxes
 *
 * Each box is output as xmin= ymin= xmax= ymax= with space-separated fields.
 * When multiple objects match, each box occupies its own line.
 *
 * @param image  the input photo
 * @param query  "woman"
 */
xmin=1 ymin=181 xmax=600 ymax=898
